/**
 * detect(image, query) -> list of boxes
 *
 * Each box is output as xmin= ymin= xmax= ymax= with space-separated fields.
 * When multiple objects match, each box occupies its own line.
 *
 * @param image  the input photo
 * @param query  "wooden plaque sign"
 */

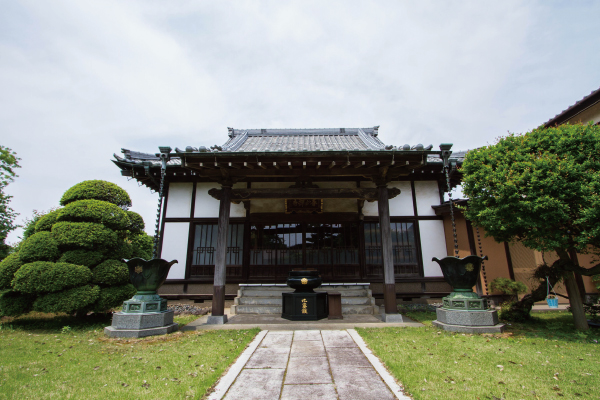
xmin=285 ymin=199 xmax=323 ymax=214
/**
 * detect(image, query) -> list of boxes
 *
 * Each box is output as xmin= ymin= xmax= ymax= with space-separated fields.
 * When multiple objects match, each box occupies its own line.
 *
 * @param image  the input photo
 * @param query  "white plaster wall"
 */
xmin=419 ymin=219 xmax=447 ymax=277
xmin=388 ymin=181 xmax=413 ymax=216
xmin=360 ymin=181 xmax=378 ymax=216
xmin=161 ymin=222 xmax=190 ymax=279
xmin=165 ymin=182 xmax=193 ymax=218
xmin=414 ymin=181 xmax=441 ymax=216
xmin=194 ymin=182 xmax=246 ymax=218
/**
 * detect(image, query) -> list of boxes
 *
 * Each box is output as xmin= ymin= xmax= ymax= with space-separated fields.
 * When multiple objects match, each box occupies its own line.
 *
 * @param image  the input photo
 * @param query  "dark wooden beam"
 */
xmin=207 ymin=187 xmax=401 ymax=201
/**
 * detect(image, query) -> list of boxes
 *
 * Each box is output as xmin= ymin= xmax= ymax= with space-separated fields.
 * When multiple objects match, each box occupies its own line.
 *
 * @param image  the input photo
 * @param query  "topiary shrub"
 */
xmin=0 ymin=253 xmax=23 ymax=289
xmin=60 ymin=180 xmax=132 ymax=208
xmin=57 ymin=200 xmax=130 ymax=230
xmin=19 ymin=231 xmax=60 ymax=263
xmin=490 ymin=277 xmax=528 ymax=301
xmin=0 ymin=290 xmax=34 ymax=317
xmin=92 ymin=260 xmax=129 ymax=286
xmin=34 ymin=209 xmax=61 ymax=233
xmin=12 ymin=262 xmax=92 ymax=294
xmin=33 ymin=285 xmax=100 ymax=314
xmin=58 ymin=250 xmax=104 ymax=268
xmin=52 ymin=221 xmax=118 ymax=251
xmin=131 ymin=233 xmax=153 ymax=259
xmin=127 ymin=211 xmax=145 ymax=233
xmin=111 ymin=239 xmax=133 ymax=260
xmin=94 ymin=284 xmax=136 ymax=312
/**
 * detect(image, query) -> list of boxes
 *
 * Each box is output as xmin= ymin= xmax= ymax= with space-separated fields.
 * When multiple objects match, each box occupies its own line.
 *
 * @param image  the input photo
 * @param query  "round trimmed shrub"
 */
xmin=12 ymin=262 xmax=92 ymax=294
xmin=127 ymin=211 xmax=145 ymax=233
xmin=35 ymin=209 xmax=61 ymax=233
xmin=111 ymin=239 xmax=133 ymax=260
xmin=57 ymin=200 xmax=130 ymax=230
xmin=92 ymin=260 xmax=129 ymax=286
xmin=0 ymin=253 xmax=23 ymax=289
xmin=58 ymin=250 xmax=105 ymax=268
xmin=19 ymin=231 xmax=60 ymax=263
xmin=131 ymin=233 xmax=153 ymax=260
xmin=0 ymin=290 xmax=34 ymax=317
xmin=94 ymin=284 xmax=136 ymax=312
xmin=52 ymin=221 xmax=118 ymax=251
xmin=60 ymin=180 xmax=132 ymax=208
xmin=33 ymin=285 xmax=100 ymax=314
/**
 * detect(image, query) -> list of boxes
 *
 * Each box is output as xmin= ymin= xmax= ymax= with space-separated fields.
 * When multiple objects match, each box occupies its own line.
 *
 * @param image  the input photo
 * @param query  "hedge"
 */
xmin=92 ymin=260 xmax=129 ymax=286
xmin=57 ymin=199 xmax=130 ymax=231
xmin=0 ymin=290 xmax=34 ymax=317
xmin=131 ymin=233 xmax=153 ymax=260
xmin=60 ymin=180 xmax=132 ymax=208
xmin=19 ymin=231 xmax=60 ymax=263
xmin=33 ymin=285 xmax=100 ymax=314
xmin=12 ymin=262 xmax=92 ymax=294
xmin=94 ymin=284 xmax=136 ymax=312
xmin=52 ymin=221 xmax=118 ymax=251
xmin=58 ymin=250 xmax=105 ymax=268
xmin=0 ymin=253 xmax=23 ymax=289
xmin=127 ymin=211 xmax=145 ymax=233
xmin=34 ymin=209 xmax=61 ymax=233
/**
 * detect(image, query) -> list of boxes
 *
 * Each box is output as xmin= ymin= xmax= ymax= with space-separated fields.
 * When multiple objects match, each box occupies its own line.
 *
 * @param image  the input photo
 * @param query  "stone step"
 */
xmin=230 ymin=304 xmax=379 ymax=315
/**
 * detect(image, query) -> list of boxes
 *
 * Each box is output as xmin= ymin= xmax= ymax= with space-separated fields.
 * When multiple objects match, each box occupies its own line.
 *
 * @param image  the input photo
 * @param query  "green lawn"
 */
xmin=358 ymin=311 xmax=600 ymax=400
xmin=0 ymin=312 xmax=258 ymax=399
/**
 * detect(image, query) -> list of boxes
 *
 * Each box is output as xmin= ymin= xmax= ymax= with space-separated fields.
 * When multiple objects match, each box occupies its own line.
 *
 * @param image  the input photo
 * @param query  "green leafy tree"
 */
xmin=0 ymin=146 xmax=21 ymax=260
xmin=462 ymin=123 xmax=600 ymax=330
xmin=0 ymin=180 xmax=150 ymax=318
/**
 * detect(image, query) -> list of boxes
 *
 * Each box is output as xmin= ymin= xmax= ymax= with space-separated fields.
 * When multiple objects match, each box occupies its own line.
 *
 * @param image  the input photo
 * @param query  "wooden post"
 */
xmin=208 ymin=183 xmax=232 ymax=324
xmin=377 ymin=183 xmax=398 ymax=316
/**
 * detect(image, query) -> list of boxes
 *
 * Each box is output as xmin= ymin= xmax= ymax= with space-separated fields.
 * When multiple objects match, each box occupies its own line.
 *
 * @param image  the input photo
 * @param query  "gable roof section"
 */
xmin=543 ymin=86 xmax=600 ymax=127
xmin=222 ymin=127 xmax=385 ymax=152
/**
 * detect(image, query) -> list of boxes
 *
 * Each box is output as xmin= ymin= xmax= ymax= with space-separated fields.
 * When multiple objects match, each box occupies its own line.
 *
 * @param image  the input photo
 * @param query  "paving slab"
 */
xmin=223 ymin=368 xmax=284 ymax=400
xmin=290 ymin=340 xmax=326 ymax=357
xmin=280 ymin=384 xmax=338 ymax=400
xmin=326 ymin=347 xmax=372 ymax=368
xmin=293 ymin=330 xmax=322 ymax=341
xmin=260 ymin=332 xmax=293 ymax=348
xmin=245 ymin=347 xmax=290 ymax=369
xmin=330 ymin=364 xmax=395 ymax=400
xmin=321 ymin=330 xmax=357 ymax=348
xmin=211 ymin=329 xmax=410 ymax=400
xmin=284 ymin=356 xmax=332 ymax=384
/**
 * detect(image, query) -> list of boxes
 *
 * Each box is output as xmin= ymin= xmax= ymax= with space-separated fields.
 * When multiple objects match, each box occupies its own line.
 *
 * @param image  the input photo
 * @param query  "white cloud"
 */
xmin=1 ymin=0 xmax=600 ymax=242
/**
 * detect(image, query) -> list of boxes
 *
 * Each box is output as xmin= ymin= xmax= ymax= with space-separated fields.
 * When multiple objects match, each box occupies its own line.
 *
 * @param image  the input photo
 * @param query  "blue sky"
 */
xmin=2 ymin=0 xmax=600 ymax=242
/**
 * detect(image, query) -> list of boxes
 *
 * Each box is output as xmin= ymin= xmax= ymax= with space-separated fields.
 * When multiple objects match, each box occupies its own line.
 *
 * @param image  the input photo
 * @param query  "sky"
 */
xmin=2 ymin=0 xmax=600 ymax=243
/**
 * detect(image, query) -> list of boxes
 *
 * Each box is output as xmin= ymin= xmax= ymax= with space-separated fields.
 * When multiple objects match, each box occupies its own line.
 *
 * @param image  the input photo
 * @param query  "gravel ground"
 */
xmin=167 ymin=303 xmax=211 ymax=315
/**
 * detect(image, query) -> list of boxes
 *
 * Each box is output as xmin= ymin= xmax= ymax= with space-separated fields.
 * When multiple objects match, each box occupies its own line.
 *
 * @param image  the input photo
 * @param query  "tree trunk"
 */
xmin=564 ymin=271 xmax=589 ymax=331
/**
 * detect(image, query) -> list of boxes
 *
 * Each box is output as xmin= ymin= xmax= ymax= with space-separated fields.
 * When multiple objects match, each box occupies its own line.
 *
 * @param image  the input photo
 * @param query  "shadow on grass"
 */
xmin=404 ymin=309 xmax=600 ymax=343
xmin=1 ymin=312 xmax=112 ymax=333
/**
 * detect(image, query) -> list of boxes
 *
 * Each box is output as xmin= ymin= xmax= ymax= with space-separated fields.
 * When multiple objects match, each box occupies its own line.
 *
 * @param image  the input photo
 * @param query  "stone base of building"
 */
xmin=104 ymin=310 xmax=178 ymax=338
xmin=206 ymin=315 xmax=228 ymax=325
xmin=432 ymin=307 xmax=505 ymax=333
xmin=380 ymin=313 xmax=404 ymax=323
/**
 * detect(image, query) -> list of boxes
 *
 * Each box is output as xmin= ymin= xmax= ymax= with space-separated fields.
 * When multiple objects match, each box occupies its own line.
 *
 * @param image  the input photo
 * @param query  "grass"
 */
xmin=0 ymin=312 xmax=259 ymax=399
xmin=358 ymin=311 xmax=600 ymax=400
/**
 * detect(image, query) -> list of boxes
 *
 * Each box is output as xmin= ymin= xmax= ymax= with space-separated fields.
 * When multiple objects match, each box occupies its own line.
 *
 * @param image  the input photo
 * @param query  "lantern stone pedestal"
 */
xmin=104 ymin=258 xmax=179 ymax=338
xmin=431 ymin=256 xmax=505 ymax=334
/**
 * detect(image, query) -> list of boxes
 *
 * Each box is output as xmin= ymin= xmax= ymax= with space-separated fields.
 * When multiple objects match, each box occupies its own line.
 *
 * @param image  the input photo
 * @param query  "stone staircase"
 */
xmin=230 ymin=284 xmax=379 ymax=315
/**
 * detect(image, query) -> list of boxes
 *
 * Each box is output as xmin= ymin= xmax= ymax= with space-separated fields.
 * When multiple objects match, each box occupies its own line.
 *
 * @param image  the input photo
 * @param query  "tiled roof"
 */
xmin=543 ymin=86 xmax=600 ymax=127
xmin=222 ymin=127 xmax=385 ymax=152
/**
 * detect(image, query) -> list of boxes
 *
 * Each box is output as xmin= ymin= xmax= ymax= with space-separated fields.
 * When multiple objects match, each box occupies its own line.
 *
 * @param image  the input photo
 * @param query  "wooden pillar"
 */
xmin=377 ymin=183 xmax=397 ymax=315
xmin=211 ymin=183 xmax=232 ymax=321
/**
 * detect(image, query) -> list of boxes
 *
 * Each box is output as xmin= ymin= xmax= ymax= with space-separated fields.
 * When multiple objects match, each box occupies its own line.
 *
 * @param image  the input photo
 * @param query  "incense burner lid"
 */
xmin=286 ymin=270 xmax=322 ymax=293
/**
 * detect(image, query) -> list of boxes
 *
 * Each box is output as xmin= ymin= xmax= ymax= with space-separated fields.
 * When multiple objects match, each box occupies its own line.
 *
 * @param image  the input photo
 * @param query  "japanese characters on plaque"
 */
xmin=285 ymin=199 xmax=323 ymax=214
xmin=301 ymin=298 xmax=308 ymax=314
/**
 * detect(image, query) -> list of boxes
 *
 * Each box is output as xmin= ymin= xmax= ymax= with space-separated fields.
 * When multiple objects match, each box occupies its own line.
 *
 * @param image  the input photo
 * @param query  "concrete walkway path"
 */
xmin=208 ymin=329 xmax=411 ymax=400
